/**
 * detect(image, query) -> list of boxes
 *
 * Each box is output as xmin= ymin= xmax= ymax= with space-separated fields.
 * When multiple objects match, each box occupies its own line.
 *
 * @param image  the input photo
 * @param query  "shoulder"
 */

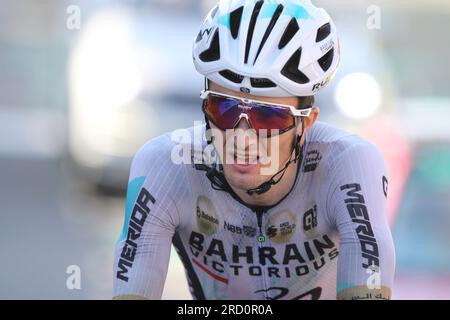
xmin=130 ymin=132 xmax=175 ymax=178
xmin=308 ymin=123 xmax=389 ymax=227
xmin=130 ymin=126 xmax=202 ymax=178
xmin=305 ymin=121 xmax=386 ymax=173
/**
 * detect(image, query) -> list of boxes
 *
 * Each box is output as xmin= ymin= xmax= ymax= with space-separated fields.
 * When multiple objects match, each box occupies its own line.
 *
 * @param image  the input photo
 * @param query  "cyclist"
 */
xmin=113 ymin=0 xmax=395 ymax=300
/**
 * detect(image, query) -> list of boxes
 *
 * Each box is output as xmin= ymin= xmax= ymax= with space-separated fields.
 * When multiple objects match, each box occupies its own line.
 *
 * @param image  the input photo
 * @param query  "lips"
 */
xmin=231 ymin=161 xmax=258 ymax=173
xmin=226 ymin=150 xmax=260 ymax=173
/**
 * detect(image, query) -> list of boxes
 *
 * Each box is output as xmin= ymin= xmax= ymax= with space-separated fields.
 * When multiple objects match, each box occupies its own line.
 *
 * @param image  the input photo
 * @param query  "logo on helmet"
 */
xmin=312 ymin=76 xmax=332 ymax=93
xmin=320 ymin=39 xmax=335 ymax=54
xmin=196 ymin=27 xmax=213 ymax=43
xmin=240 ymin=87 xmax=251 ymax=94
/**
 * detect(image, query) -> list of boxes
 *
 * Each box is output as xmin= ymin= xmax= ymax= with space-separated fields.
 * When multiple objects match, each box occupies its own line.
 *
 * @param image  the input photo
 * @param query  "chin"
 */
xmin=223 ymin=163 xmax=265 ymax=191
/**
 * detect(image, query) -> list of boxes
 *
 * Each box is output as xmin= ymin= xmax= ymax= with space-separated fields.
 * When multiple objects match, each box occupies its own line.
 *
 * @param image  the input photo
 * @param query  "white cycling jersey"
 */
xmin=113 ymin=121 xmax=395 ymax=300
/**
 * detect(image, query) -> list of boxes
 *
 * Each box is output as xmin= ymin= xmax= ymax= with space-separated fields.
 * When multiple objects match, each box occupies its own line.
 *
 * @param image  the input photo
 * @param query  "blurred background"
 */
xmin=0 ymin=0 xmax=449 ymax=299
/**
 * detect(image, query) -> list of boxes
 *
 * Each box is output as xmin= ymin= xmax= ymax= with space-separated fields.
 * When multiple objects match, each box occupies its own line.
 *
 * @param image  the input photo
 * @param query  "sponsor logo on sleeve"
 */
xmin=340 ymin=183 xmax=379 ymax=269
xmin=116 ymin=187 xmax=155 ymax=282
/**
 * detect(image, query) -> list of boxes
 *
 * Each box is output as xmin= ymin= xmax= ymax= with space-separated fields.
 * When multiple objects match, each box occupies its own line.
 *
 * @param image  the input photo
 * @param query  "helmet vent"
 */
xmin=244 ymin=0 xmax=264 ymax=64
xmin=250 ymin=77 xmax=276 ymax=88
xmin=230 ymin=6 xmax=244 ymax=39
xmin=199 ymin=30 xmax=221 ymax=62
xmin=281 ymin=48 xmax=310 ymax=84
xmin=316 ymin=23 xmax=331 ymax=42
xmin=318 ymin=48 xmax=334 ymax=72
xmin=219 ymin=69 xmax=244 ymax=84
xmin=254 ymin=4 xmax=284 ymax=64
xmin=278 ymin=18 xmax=299 ymax=49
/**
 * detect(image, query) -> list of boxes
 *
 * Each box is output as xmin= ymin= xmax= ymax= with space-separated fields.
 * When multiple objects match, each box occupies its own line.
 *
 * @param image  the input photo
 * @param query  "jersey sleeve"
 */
xmin=113 ymin=133 xmax=185 ymax=300
xmin=325 ymin=141 xmax=396 ymax=300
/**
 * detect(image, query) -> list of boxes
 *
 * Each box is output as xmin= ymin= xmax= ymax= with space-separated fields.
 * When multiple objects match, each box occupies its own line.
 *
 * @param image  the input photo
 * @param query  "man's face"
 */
xmin=207 ymin=82 xmax=318 ymax=193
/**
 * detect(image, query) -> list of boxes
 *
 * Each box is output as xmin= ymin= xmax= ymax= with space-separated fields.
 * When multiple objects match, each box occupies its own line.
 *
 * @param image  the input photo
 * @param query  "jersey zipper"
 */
xmin=256 ymin=208 xmax=265 ymax=243
xmin=254 ymin=207 xmax=269 ymax=299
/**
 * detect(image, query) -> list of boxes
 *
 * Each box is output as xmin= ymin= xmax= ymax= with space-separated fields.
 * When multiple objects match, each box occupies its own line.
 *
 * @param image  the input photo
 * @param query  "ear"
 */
xmin=305 ymin=106 xmax=320 ymax=129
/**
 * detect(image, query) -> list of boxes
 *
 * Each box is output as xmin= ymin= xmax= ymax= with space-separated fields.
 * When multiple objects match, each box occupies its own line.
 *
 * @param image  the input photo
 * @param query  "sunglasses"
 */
xmin=200 ymin=90 xmax=312 ymax=137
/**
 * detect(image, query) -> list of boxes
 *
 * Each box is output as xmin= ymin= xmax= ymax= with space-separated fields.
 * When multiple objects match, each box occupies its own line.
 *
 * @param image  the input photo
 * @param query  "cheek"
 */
xmin=266 ymin=133 xmax=295 ymax=157
xmin=208 ymin=122 xmax=226 ymax=151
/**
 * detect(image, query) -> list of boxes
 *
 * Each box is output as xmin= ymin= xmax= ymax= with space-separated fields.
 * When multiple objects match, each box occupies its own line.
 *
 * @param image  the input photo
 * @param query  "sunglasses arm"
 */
xmin=291 ymin=107 xmax=312 ymax=117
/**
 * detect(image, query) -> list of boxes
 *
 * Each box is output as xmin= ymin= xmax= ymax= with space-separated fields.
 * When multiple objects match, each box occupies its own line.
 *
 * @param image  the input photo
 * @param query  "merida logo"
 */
xmin=340 ymin=183 xmax=379 ymax=269
xmin=116 ymin=187 xmax=155 ymax=282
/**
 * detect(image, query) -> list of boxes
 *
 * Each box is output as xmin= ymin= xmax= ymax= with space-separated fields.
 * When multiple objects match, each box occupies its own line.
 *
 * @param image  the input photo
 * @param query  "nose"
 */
xmin=234 ymin=113 xmax=252 ymax=130
xmin=232 ymin=113 xmax=258 ymax=152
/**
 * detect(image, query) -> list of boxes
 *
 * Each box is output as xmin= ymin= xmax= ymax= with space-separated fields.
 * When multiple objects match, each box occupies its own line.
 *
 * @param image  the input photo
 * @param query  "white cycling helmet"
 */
xmin=193 ymin=0 xmax=340 ymax=97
